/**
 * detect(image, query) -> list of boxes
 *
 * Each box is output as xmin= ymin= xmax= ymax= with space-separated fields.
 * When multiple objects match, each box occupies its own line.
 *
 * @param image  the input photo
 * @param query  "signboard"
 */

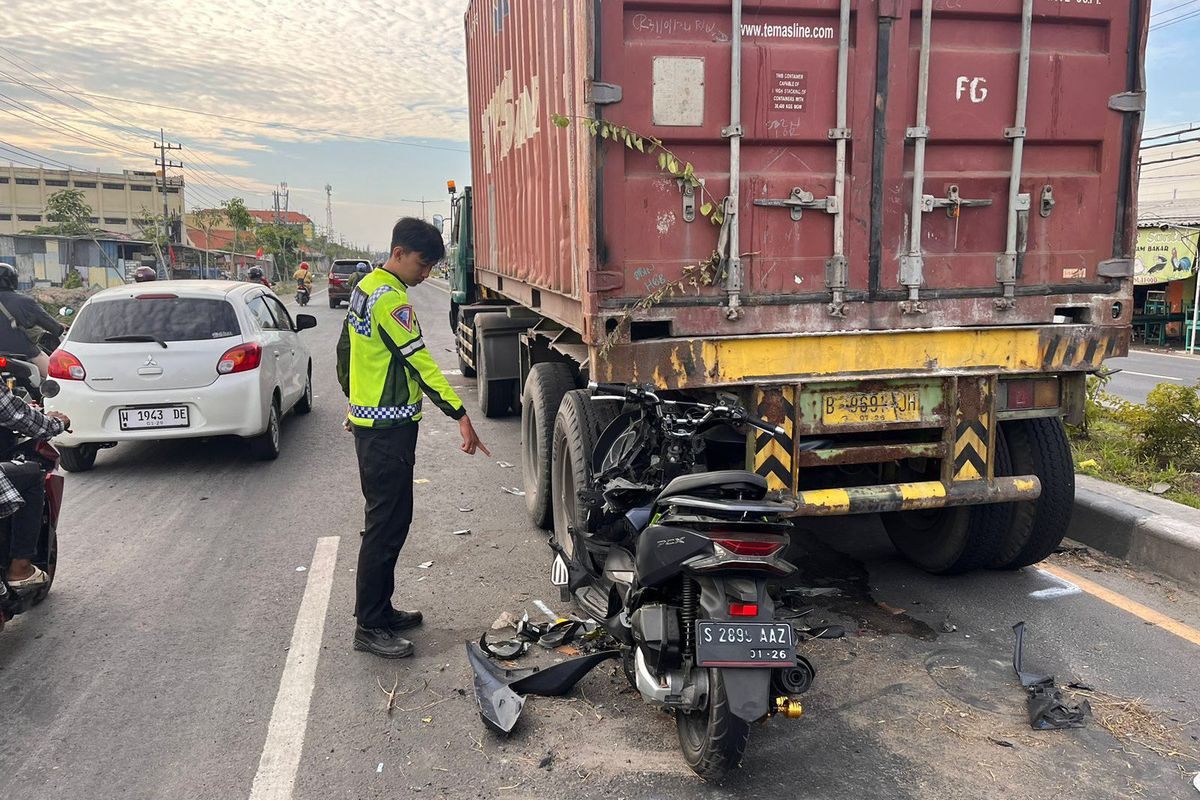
xmin=1135 ymin=226 xmax=1199 ymax=285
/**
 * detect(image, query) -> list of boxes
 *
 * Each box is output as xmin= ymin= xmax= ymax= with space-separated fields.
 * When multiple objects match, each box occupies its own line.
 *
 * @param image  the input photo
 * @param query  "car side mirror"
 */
xmin=295 ymin=314 xmax=317 ymax=331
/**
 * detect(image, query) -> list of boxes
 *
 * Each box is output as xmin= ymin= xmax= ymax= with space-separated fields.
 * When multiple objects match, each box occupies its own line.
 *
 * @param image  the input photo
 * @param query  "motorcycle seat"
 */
xmin=656 ymin=470 xmax=768 ymax=504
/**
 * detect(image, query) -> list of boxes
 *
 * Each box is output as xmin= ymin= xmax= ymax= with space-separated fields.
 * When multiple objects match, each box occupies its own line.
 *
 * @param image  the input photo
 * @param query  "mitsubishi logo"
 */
xmin=143 ymin=355 xmax=159 ymax=367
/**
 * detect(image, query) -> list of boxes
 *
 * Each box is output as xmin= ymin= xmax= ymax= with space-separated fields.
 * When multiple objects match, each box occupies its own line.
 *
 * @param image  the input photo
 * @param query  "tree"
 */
xmin=133 ymin=208 xmax=171 ymax=277
xmin=256 ymin=223 xmax=303 ymax=281
xmin=221 ymin=198 xmax=253 ymax=270
xmin=191 ymin=207 xmax=226 ymax=274
xmin=33 ymin=189 xmax=94 ymax=236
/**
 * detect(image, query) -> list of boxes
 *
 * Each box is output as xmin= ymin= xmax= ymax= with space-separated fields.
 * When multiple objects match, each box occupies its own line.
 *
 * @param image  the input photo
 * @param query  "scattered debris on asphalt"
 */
xmin=458 ymin=506 xmax=473 ymax=513
xmin=988 ymin=737 xmax=1015 ymax=748
xmin=296 ymin=566 xmax=307 ymax=572
xmin=497 ymin=461 xmax=515 ymax=468
xmin=794 ymin=624 xmax=845 ymax=640
xmin=500 ymin=487 xmax=526 ymax=496
xmin=417 ymin=561 xmax=434 ymax=569
xmin=452 ymin=529 xmax=472 ymax=536
xmin=414 ymin=479 xmax=431 ymax=485
xmin=479 ymin=633 xmax=530 ymax=659
xmin=1149 ymin=482 xmax=1171 ymax=495
xmin=785 ymin=587 xmax=841 ymax=598
xmin=538 ymin=752 xmax=554 ymax=770
xmin=941 ymin=615 xmax=958 ymax=633
xmin=491 ymin=611 xmax=520 ymax=631
xmin=1012 ymin=622 xmax=1091 ymax=730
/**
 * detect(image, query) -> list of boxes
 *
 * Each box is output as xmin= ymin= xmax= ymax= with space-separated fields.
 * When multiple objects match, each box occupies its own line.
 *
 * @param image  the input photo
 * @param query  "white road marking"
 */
xmin=1119 ymin=370 xmax=1182 ymax=381
xmin=422 ymin=279 xmax=451 ymax=294
xmin=1116 ymin=349 xmax=1200 ymax=362
xmin=1029 ymin=568 xmax=1082 ymax=600
xmin=248 ymin=536 xmax=340 ymax=800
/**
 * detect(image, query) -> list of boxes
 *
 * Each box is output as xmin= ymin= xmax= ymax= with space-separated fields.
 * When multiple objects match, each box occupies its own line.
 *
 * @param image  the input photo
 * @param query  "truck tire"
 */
xmin=551 ymin=390 xmax=619 ymax=572
xmin=882 ymin=436 xmax=1012 ymax=574
xmin=989 ymin=417 xmax=1074 ymax=569
xmin=522 ymin=363 xmax=578 ymax=529
xmin=455 ymin=309 xmax=477 ymax=378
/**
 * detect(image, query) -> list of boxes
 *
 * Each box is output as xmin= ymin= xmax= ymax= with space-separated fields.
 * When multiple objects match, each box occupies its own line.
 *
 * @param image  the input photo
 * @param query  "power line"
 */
xmin=1153 ymin=0 xmax=1200 ymax=17
xmin=1142 ymin=152 xmax=1200 ymax=167
xmin=1143 ymin=123 xmax=1200 ymax=143
xmin=0 ymin=138 xmax=76 ymax=169
xmin=0 ymin=77 xmax=468 ymax=153
xmin=1141 ymin=135 xmax=1200 ymax=151
xmin=0 ymin=90 xmax=145 ymax=158
xmin=1151 ymin=7 xmax=1200 ymax=30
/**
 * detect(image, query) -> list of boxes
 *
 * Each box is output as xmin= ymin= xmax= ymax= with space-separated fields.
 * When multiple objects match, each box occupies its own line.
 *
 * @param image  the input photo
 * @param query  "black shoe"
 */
xmin=353 ymin=625 xmax=414 ymax=659
xmin=389 ymin=609 xmax=424 ymax=631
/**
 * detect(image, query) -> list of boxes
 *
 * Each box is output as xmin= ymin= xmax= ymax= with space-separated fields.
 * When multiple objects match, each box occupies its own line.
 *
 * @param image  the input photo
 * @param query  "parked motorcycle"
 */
xmin=0 ymin=370 xmax=64 ymax=632
xmin=551 ymin=383 xmax=812 ymax=780
xmin=295 ymin=284 xmax=311 ymax=307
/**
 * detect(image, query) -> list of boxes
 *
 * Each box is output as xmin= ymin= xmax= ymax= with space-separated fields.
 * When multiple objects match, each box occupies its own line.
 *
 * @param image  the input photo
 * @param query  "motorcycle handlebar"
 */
xmin=587 ymin=382 xmax=785 ymax=436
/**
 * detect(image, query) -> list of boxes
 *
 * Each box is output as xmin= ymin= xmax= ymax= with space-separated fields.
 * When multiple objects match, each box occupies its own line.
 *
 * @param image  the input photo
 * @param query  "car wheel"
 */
xmin=249 ymin=398 xmax=281 ymax=460
xmin=58 ymin=444 xmax=99 ymax=473
xmin=295 ymin=368 xmax=313 ymax=414
xmin=328 ymin=297 xmax=339 ymax=309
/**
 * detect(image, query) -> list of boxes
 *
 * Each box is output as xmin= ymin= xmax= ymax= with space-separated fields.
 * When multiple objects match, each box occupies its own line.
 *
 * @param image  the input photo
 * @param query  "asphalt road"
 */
xmin=2 ymin=282 xmax=1200 ymax=799
xmin=1105 ymin=348 xmax=1200 ymax=403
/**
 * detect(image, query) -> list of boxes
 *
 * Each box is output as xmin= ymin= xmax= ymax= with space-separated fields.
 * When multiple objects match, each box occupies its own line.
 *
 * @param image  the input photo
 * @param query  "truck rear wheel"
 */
xmin=551 ymin=390 xmax=619 ymax=571
xmin=522 ymin=363 xmax=578 ymax=528
xmin=989 ymin=417 xmax=1074 ymax=569
xmin=882 ymin=437 xmax=1013 ymax=574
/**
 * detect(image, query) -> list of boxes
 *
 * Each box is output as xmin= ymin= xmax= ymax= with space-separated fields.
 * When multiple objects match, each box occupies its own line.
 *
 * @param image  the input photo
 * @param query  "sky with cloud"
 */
xmin=0 ymin=1 xmax=1197 ymax=245
xmin=0 ymin=0 xmax=472 ymax=249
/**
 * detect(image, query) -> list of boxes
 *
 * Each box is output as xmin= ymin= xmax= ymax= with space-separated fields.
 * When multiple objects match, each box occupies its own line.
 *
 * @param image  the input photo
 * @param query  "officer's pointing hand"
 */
xmin=459 ymin=415 xmax=491 ymax=457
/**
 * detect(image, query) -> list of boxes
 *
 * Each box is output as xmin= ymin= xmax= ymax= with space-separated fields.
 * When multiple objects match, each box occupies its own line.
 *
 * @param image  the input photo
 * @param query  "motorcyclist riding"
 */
xmin=133 ymin=266 xmax=158 ymax=283
xmin=248 ymin=266 xmax=271 ymax=287
xmin=0 ymin=382 xmax=68 ymax=591
xmin=0 ymin=262 xmax=64 ymax=378
xmin=293 ymin=261 xmax=314 ymax=288
xmin=348 ymin=261 xmax=372 ymax=291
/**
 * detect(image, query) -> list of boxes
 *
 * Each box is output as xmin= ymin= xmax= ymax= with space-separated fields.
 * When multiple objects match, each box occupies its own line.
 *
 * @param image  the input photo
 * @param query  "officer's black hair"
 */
xmin=390 ymin=217 xmax=445 ymax=266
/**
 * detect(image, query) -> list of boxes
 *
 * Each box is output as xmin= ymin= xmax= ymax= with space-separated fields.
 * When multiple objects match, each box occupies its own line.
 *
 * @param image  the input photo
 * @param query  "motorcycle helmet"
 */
xmin=357 ymin=261 xmax=371 ymax=274
xmin=0 ymin=262 xmax=18 ymax=291
xmin=134 ymin=266 xmax=158 ymax=282
xmin=298 ymin=261 xmax=309 ymax=272
xmin=248 ymin=266 xmax=265 ymax=281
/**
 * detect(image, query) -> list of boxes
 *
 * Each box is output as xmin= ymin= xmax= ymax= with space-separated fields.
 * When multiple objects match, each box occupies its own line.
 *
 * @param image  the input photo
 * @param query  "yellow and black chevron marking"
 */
xmin=953 ymin=417 xmax=988 ymax=481
xmin=753 ymin=386 xmax=796 ymax=492
xmin=1039 ymin=330 xmax=1119 ymax=370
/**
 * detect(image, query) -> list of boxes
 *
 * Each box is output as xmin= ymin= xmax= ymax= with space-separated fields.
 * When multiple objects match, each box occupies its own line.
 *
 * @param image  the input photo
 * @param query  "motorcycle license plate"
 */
xmin=695 ymin=621 xmax=796 ymax=667
xmin=119 ymin=405 xmax=190 ymax=430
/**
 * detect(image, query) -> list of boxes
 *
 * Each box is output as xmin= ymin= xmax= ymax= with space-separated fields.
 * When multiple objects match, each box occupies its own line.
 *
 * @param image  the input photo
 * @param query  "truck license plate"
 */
xmin=695 ymin=621 xmax=796 ymax=667
xmin=119 ymin=405 xmax=190 ymax=430
xmin=822 ymin=389 xmax=921 ymax=425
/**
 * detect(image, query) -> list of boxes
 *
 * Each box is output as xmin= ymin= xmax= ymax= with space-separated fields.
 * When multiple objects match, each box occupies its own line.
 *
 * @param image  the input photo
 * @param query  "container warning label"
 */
xmin=772 ymin=72 xmax=808 ymax=113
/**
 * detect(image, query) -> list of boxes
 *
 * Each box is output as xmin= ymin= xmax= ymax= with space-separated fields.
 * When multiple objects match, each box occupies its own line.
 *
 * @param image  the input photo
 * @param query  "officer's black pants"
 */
xmin=3 ymin=461 xmax=44 ymax=561
xmin=353 ymin=423 xmax=418 ymax=630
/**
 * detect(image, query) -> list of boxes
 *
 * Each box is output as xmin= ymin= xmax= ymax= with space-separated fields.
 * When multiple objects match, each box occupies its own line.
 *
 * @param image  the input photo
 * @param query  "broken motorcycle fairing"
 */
xmin=1012 ymin=622 xmax=1091 ymax=730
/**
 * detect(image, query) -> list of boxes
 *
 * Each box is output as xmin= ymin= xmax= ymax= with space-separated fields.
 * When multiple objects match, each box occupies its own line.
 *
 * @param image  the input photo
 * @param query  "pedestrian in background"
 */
xmin=336 ymin=217 xmax=489 ymax=659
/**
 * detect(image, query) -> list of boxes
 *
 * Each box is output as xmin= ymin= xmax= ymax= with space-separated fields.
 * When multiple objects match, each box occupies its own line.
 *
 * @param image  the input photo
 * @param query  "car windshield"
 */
xmin=69 ymin=297 xmax=242 ymax=343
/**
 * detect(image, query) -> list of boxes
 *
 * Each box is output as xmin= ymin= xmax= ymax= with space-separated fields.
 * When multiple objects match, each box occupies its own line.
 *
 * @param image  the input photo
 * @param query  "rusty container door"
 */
xmin=875 ymin=0 xmax=1146 ymax=307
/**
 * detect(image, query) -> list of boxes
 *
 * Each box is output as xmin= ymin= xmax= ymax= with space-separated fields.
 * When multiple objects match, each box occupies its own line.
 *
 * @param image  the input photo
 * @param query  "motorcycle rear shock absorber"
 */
xmin=681 ymin=577 xmax=698 ymax=653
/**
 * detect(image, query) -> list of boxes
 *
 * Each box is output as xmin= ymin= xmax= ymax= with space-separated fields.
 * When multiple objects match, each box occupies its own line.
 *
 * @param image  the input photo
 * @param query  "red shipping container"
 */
xmin=465 ymin=0 xmax=1147 ymax=344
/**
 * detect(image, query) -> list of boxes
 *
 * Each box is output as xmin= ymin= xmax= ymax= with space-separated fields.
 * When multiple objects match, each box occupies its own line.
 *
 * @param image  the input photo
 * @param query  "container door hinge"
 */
xmin=752 ymin=187 xmax=836 ymax=221
xmin=1108 ymin=92 xmax=1146 ymax=113
xmin=589 ymin=82 xmax=623 ymax=105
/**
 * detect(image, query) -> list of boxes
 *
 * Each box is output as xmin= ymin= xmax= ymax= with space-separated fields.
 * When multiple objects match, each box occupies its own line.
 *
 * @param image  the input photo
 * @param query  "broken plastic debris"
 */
xmin=1149 ymin=482 xmax=1171 ymax=495
xmin=491 ymin=611 xmax=520 ymax=631
xmin=296 ymin=566 xmax=307 ymax=572
xmin=414 ymin=478 xmax=431 ymax=485
xmin=941 ymin=615 xmax=958 ymax=633
xmin=478 ymin=632 xmax=530 ymax=659
xmin=1012 ymin=622 xmax=1091 ymax=730
xmin=376 ymin=763 xmax=383 ymax=773
xmin=497 ymin=461 xmax=515 ymax=468
xmin=795 ymin=624 xmax=845 ymax=640
xmin=538 ymin=753 xmax=554 ymax=769
xmin=988 ymin=737 xmax=1014 ymax=748
xmin=785 ymin=587 xmax=840 ymax=598
xmin=458 ymin=506 xmax=473 ymax=513
xmin=501 ymin=487 xmax=526 ymax=496
xmin=453 ymin=529 xmax=472 ymax=536
xmin=421 ymin=716 xmax=433 ymax=724
xmin=417 ymin=561 xmax=434 ymax=569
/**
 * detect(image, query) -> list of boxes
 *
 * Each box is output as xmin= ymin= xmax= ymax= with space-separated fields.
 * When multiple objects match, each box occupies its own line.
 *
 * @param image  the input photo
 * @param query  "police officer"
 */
xmin=336 ymin=217 xmax=489 ymax=659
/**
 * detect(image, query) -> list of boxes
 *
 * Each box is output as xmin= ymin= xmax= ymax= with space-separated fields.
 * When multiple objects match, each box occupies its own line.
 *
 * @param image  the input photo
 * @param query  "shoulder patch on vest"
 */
xmin=391 ymin=304 xmax=414 ymax=331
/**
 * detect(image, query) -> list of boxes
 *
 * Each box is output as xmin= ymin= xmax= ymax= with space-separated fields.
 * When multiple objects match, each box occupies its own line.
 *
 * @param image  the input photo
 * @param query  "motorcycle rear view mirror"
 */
xmin=58 ymin=306 xmax=75 ymax=318
xmin=40 ymin=379 xmax=60 ymax=399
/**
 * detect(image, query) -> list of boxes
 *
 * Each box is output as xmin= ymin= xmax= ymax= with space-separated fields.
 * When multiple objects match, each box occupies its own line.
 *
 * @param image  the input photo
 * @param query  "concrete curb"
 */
xmin=1069 ymin=474 xmax=1200 ymax=589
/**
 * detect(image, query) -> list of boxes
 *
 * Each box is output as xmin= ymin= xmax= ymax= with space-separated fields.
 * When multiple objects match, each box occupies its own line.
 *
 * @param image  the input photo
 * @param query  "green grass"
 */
xmin=1069 ymin=416 xmax=1200 ymax=509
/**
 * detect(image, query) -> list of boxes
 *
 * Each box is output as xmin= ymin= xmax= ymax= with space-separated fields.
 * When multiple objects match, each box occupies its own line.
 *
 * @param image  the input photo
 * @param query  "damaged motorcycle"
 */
xmin=550 ymin=383 xmax=814 ymax=780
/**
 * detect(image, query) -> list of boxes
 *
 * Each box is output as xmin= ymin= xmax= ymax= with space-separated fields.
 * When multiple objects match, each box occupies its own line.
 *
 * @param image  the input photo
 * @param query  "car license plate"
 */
xmin=695 ymin=621 xmax=796 ymax=667
xmin=119 ymin=405 xmax=190 ymax=430
xmin=822 ymin=388 xmax=921 ymax=425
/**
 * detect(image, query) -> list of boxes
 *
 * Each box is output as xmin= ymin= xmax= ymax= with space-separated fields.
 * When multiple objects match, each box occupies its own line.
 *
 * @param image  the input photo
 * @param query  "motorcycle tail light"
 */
xmin=48 ymin=350 xmax=86 ymax=380
xmin=711 ymin=536 xmax=787 ymax=557
xmin=729 ymin=603 xmax=759 ymax=617
xmin=217 ymin=343 xmax=262 ymax=374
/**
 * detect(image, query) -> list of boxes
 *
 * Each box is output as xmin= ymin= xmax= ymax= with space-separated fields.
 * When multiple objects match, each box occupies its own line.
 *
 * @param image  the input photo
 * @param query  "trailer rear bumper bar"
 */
xmin=785 ymin=476 xmax=1041 ymax=518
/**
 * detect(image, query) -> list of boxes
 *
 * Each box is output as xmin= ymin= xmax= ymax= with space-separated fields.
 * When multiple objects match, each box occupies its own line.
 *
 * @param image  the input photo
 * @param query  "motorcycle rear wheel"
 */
xmin=675 ymin=668 xmax=750 ymax=782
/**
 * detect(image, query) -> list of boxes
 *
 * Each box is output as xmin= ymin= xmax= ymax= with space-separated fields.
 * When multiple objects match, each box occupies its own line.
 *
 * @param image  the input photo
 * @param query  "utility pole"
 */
xmin=400 ymin=197 xmax=434 ymax=220
xmin=154 ymin=129 xmax=182 ymax=274
xmin=324 ymin=183 xmax=334 ymax=239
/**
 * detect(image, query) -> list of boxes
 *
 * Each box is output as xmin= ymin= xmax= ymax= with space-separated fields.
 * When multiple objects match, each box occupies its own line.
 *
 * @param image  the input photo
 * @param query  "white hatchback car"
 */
xmin=44 ymin=280 xmax=316 ymax=471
